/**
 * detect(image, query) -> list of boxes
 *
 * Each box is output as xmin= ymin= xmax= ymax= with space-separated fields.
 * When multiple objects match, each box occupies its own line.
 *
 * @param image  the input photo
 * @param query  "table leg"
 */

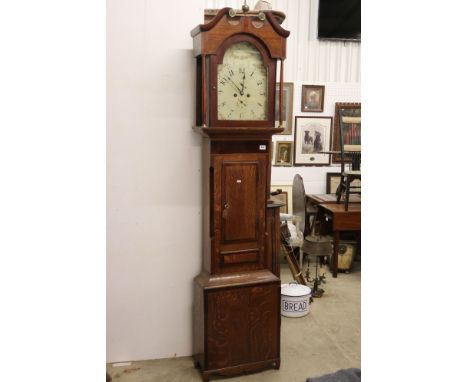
xmin=333 ymin=231 xmax=339 ymax=278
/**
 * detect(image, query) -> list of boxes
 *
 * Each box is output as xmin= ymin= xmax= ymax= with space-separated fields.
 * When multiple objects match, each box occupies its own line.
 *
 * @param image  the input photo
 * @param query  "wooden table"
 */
xmin=316 ymin=203 xmax=361 ymax=278
xmin=305 ymin=193 xmax=360 ymax=237
xmin=306 ymin=193 xmax=360 ymax=206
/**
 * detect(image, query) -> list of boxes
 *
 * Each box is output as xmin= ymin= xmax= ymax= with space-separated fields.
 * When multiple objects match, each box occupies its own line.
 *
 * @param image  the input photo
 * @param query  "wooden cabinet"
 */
xmin=193 ymin=271 xmax=280 ymax=380
xmin=193 ymin=141 xmax=283 ymax=382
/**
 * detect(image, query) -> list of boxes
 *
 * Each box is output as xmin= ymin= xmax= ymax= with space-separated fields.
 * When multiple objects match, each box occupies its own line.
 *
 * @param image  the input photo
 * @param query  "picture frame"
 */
xmin=326 ymin=172 xmax=361 ymax=194
xmin=271 ymin=191 xmax=289 ymax=213
xmin=275 ymin=82 xmax=294 ymax=134
xmin=301 ymin=85 xmax=325 ymax=112
xmin=270 ymin=183 xmax=293 ymax=213
xmin=326 ymin=172 xmax=341 ymax=194
xmin=274 ymin=141 xmax=293 ymax=166
xmin=293 ymin=116 xmax=332 ymax=166
xmin=332 ymin=102 xmax=361 ymax=163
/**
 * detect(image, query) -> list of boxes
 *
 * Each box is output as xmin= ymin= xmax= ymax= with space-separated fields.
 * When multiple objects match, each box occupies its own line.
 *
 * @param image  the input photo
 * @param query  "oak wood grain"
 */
xmin=192 ymin=7 xmax=289 ymax=380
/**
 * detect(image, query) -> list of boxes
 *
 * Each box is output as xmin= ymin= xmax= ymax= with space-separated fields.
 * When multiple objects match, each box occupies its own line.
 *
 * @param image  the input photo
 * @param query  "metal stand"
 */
xmin=305 ymin=256 xmax=326 ymax=298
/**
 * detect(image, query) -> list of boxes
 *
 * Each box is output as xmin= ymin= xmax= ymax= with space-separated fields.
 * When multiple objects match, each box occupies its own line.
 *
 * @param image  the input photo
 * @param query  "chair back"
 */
xmin=339 ymin=110 xmax=361 ymax=172
xmin=292 ymin=174 xmax=307 ymax=235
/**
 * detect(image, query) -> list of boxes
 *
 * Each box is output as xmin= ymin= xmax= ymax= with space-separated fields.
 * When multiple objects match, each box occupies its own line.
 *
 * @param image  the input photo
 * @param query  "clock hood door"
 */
xmin=209 ymin=35 xmax=276 ymax=128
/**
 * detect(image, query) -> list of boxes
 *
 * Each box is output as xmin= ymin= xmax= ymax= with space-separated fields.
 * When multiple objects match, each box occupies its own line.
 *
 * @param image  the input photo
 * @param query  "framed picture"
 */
xmin=326 ymin=172 xmax=361 ymax=194
xmin=275 ymin=82 xmax=294 ymax=134
xmin=270 ymin=183 xmax=293 ymax=213
xmin=293 ymin=116 xmax=332 ymax=166
xmin=332 ymin=102 xmax=361 ymax=163
xmin=271 ymin=191 xmax=289 ymax=213
xmin=326 ymin=172 xmax=341 ymax=194
xmin=274 ymin=141 xmax=293 ymax=166
xmin=301 ymin=85 xmax=325 ymax=112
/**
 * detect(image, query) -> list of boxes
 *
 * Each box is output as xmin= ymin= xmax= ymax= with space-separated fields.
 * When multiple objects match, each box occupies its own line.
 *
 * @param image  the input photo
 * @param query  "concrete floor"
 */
xmin=107 ymin=261 xmax=360 ymax=382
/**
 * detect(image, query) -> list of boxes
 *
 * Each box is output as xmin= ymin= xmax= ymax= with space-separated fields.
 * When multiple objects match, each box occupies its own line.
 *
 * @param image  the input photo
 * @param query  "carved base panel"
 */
xmin=195 ymin=358 xmax=280 ymax=382
xmin=193 ymin=270 xmax=281 ymax=381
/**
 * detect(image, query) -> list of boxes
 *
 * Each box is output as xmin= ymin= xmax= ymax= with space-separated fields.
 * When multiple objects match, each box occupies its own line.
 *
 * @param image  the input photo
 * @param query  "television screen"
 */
xmin=317 ymin=0 xmax=361 ymax=41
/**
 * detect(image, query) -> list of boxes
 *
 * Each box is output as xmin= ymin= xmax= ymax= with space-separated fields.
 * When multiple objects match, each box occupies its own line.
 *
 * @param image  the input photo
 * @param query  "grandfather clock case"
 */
xmin=191 ymin=7 xmax=289 ymax=382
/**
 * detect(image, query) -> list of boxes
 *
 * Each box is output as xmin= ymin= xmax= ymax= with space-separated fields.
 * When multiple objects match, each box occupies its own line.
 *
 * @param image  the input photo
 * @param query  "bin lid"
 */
xmin=281 ymin=282 xmax=311 ymax=297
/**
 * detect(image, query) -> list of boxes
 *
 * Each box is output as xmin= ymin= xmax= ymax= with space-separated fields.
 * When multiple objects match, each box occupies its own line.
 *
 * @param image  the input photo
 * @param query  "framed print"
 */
xmin=301 ymin=85 xmax=325 ymax=112
xmin=271 ymin=183 xmax=293 ymax=213
xmin=326 ymin=172 xmax=341 ymax=194
xmin=275 ymin=82 xmax=294 ymax=134
xmin=274 ymin=141 xmax=293 ymax=166
xmin=332 ymin=102 xmax=361 ymax=163
xmin=271 ymin=191 xmax=289 ymax=213
xmin=294 ymin=116 xmax=332 ymax=166
xmin=326 ymin=172 xmax=361 ymax=194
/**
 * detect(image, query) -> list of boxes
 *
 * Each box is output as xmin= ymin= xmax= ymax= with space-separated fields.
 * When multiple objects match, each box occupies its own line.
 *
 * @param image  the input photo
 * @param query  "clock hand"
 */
xmin=222 ymin=76 xmax=242 ymax=95
xmin=227 ymin=77 xmax=243 ymax=96
xmin=240 ymin=69 xmax=246 ymax=94
xmin=225 ymin=80 xmax=240 ymax=94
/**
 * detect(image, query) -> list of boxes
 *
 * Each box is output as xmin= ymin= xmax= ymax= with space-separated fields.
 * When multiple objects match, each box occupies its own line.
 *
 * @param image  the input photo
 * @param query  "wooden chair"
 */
xmin=336 ymin=111 xmax=361 ymax=211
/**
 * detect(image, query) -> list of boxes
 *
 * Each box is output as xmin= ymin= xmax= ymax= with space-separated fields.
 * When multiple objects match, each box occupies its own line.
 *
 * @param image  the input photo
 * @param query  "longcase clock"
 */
xmin=191 ymin=6 xmax=289 ymax=382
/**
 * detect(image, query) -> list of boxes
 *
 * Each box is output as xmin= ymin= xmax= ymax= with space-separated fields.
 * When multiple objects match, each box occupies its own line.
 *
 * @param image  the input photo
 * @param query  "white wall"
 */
xmin=107 ymin=0 xmax=204 ymax=362
xmin=107 ymin=0 xmax=360 ymax=363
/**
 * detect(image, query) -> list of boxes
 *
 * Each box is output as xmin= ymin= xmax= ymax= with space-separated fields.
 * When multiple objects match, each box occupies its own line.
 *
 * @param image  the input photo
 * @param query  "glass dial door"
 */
xmin=217 ymin=42 xmax=268 ymax=121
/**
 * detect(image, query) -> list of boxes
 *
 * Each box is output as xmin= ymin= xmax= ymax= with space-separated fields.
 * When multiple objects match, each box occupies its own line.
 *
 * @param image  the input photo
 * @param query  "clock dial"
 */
xmin=217 ymin=42 xmax=268 ymax=121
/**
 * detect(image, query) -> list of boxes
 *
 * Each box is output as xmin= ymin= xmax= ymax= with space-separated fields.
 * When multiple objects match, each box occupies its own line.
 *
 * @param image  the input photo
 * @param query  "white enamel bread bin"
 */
xmin=280 ymin=282 xmax=311 ymax=318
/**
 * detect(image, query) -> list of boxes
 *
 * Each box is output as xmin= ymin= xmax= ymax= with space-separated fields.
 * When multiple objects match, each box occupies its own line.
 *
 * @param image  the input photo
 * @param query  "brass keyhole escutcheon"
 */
xmin=222 ymin=202 xmax=230 ymax=219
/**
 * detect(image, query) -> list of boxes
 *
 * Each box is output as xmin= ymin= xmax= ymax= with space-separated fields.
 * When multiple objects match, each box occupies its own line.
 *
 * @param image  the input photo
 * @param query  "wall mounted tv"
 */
xmin=317 ymin=0 xmax=361 ymax=41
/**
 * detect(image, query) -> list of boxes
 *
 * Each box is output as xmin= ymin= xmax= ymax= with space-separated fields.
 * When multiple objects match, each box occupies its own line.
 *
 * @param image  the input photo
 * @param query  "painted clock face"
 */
xmin=217 ymin=41 xmax=268 ymax=121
